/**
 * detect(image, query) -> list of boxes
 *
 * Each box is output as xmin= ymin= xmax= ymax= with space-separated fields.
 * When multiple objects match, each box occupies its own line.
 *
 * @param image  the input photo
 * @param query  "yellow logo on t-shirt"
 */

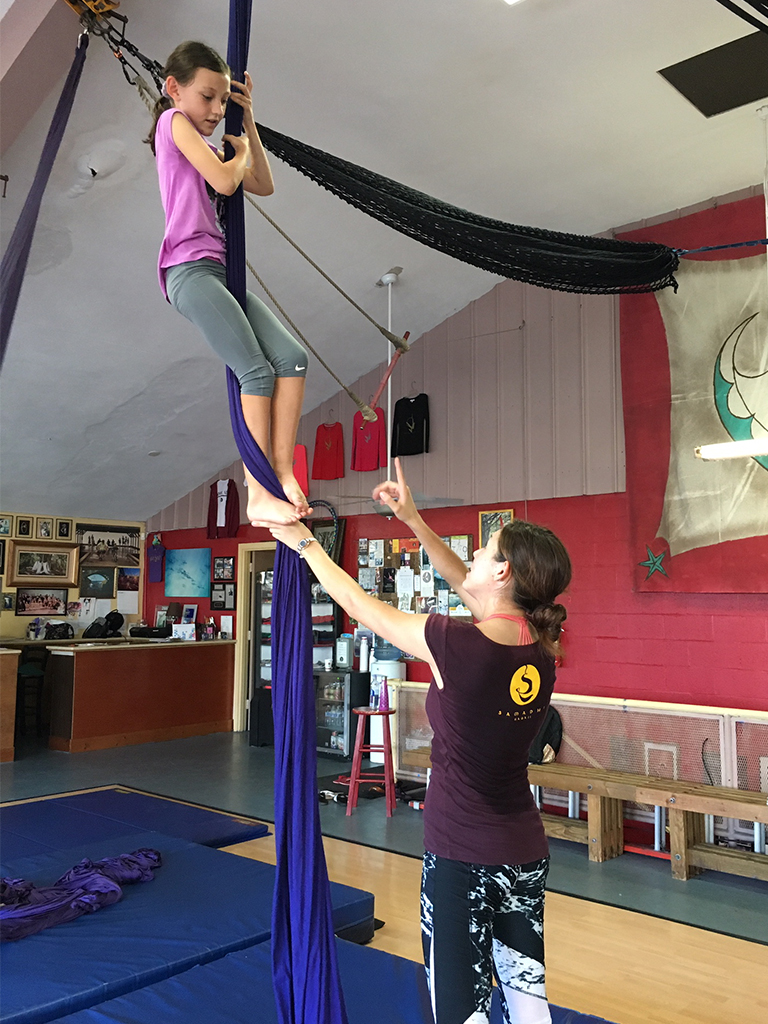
xmin=509 ymin=665 xmax=540 ymax=706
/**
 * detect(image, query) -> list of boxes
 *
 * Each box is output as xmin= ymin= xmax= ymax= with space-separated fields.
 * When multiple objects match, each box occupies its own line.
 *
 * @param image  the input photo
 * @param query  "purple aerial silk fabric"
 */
xmin=0 ymin=849 xmax=161 ymax=942
xmin=0 ymin=34 xmax=89 ymax=371
xmin=224 ymin=4 xmax=348 ymax=1021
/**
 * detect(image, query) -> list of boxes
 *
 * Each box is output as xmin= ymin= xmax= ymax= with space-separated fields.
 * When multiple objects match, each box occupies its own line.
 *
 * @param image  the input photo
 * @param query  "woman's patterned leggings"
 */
xmin=421 ymin=852 xmax=551 ymax=1024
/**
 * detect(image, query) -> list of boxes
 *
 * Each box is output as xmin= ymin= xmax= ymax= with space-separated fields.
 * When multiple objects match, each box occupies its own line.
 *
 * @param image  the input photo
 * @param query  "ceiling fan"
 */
xmin=319 ymin=490 xmax=465 ymax=516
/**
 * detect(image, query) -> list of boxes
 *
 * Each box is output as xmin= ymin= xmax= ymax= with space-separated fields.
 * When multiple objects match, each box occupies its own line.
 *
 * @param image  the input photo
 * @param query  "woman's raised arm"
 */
xmin=269 ymin=520 xmax=436 ymax=671
xmin=374 ymin=459 xmax=482 ymax=618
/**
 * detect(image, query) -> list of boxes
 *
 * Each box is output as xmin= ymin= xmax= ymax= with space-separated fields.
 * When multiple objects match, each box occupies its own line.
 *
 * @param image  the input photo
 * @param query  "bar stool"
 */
xmin=15 ymin=648 xmax=49 ymax=737
xmin=346 ymin=707 xmax=397 ymax=817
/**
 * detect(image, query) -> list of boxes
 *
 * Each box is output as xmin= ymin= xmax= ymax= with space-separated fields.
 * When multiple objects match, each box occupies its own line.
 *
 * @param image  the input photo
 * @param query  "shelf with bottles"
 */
xmin=318 ymin=678 xmax=345 ymax=702
xmin=261 ymin=602 xmax=335 ymax=620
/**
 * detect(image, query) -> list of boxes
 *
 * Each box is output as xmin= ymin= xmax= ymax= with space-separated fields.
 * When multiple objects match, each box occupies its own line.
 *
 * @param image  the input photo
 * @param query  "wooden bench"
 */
xmin=528 ymin=762 xmax=768 ymax=881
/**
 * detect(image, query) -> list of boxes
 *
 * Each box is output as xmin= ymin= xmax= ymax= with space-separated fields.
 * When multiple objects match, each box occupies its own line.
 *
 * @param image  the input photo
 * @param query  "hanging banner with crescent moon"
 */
xmin=620 ymin=194 xmax=768 ymax=593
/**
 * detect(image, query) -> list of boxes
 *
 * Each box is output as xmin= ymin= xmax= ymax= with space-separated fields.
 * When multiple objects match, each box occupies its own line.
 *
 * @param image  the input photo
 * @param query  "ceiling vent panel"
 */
xmin=658 ymin=30 xmax=768 ymax=117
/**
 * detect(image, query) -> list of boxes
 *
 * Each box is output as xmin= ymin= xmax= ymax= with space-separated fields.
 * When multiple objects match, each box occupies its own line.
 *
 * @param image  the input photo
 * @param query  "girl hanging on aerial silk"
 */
xmin=147 ymin=40 xmax=309 ymax=527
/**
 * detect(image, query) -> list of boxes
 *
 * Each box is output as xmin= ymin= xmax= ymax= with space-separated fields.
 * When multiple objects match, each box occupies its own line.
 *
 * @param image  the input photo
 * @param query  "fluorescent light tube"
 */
xmin=694 ymin=438 xmax=768 ymax=460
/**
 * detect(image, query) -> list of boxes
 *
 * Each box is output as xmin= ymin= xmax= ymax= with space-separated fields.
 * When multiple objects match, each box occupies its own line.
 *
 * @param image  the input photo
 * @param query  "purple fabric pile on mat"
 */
xmin=0 ymin=849 xmax=162 ymax=942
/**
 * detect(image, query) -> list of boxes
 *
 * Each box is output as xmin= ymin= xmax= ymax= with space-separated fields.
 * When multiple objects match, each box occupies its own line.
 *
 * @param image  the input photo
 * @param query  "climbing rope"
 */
xmin=245 ymin=259 xmax=378 ymax=421
xmin=246 ymin=197 xmax=409 ymax=354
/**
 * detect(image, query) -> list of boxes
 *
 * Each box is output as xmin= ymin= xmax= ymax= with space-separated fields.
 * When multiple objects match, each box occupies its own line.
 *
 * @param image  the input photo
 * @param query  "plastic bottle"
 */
xmin=359 ymin=636 xmax=370 ymax=673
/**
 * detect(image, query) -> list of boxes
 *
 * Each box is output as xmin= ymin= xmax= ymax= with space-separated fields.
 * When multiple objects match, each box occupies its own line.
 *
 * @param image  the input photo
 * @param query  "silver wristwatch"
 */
xmin=296 ymin=536 xmax=317 ymax=558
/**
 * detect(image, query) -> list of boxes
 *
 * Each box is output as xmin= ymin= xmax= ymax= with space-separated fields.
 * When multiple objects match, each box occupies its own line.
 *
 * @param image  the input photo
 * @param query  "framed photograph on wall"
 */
xmin=16 ymin=516 xmax=32 ymax=538
xmin=310 ymin=517 xmax=345 ymax=564
xmin=76 ymin=523 xmax=141 ymax=566
xmin=35 ymin=517 xmax=54 ymax=540
xmin=210 ymin=582 xmax=236 ymax=611
xmin=79 ymin=565 xmax=116 ymax=598
xmin=155 ymin=605 xmax=169 ymax=627
xmin=15 ymin=587 xmax=68 ymax=615
xmin=182 ymin=604 xmax=198 ymax=624
xmin=3 ymin=592 xmax=16 ymax=612
xmin=0 ymin=515 xmax=13 ymax=537
xmin=478 ymin=509 xmax=515 ymax=549
xmin=55 ymin=518 xmax=73 ymax=540
xmin=212 ymin=556 xmax=235 ymax=581
xmin=7 ymin=539 xmax=80 ymax=588
xmin=0 ymin=539 xmax=5 ymax=576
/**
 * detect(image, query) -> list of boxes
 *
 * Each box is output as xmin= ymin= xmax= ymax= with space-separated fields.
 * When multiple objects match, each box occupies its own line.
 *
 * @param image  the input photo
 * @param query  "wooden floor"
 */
xmin=227 ymin=833 xmax=768 ymax=1024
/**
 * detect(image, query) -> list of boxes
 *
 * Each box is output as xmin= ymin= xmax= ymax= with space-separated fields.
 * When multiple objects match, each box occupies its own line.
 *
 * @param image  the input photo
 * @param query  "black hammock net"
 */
xmin=257 ymin=123 xmax=679 ymax=296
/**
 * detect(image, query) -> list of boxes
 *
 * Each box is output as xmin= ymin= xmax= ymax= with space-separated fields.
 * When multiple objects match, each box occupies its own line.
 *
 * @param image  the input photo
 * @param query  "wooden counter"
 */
xmin=47 ymin=641 xmax=235 ymax=753
xmin=0 ymin=649 xmax=20 ymax=761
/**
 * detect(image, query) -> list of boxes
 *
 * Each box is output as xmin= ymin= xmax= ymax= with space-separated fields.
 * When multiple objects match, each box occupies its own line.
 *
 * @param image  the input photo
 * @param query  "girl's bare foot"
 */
xmin=246 ymin=490 xmax=301 ymax=527
xmin=277 ymin=471 xmax=312 ymax=518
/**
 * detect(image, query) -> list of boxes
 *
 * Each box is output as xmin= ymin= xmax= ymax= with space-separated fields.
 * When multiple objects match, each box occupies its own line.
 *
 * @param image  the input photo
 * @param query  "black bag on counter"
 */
xmin=104 ymin=611 xmax=124 ymax=636
xmin=82 ymin=617 xmax=108 ymax=639
xmin=43 ymin=621 xmax=74 ymax=640
xmin=83 ymin=611 xmax=125 ymax=639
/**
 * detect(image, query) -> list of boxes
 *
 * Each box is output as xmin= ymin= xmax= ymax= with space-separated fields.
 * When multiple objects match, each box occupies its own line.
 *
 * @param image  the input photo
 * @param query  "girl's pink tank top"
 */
xmin=154 ymin=108 xmax=226 ymax=300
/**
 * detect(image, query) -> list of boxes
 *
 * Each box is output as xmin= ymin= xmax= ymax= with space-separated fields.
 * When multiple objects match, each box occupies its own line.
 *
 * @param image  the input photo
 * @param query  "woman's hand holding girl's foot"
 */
xmin=246 ymin=490 xmax=302 ymax=528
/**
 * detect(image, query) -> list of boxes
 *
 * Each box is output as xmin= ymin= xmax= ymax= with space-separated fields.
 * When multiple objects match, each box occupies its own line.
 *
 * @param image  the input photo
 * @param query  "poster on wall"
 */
xmin=117 ymin=567 xmax=140 ymax=591
xmin=165 ymin=549 xmax=212 ymax=598
xmin=620 ymin=195 xmax=768 ymax=592
xmin=76 ymin=523 xmax=141 ymax=567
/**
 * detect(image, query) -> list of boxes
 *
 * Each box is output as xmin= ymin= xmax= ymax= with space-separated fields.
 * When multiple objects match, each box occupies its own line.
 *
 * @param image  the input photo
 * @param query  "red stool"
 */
xmin=346 ymin=707 xmax=397 ymax=816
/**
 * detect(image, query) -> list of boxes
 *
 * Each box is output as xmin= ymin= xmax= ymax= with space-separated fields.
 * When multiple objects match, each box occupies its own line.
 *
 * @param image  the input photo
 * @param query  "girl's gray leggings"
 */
xmin=165 ymin=259 xmax=308 ymax=397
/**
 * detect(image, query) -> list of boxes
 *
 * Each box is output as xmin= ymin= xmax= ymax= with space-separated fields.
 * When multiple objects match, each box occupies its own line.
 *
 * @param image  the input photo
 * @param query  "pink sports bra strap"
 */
xmin=479 ymin=613 xmax=533 ymax=643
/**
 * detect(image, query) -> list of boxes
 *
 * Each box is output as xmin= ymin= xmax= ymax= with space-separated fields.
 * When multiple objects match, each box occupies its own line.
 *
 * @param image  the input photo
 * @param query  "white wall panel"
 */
xmin=552 ymin=291 xmax=585 ymax=496
xmin=523 ymin=287 xmax=556 ymax=500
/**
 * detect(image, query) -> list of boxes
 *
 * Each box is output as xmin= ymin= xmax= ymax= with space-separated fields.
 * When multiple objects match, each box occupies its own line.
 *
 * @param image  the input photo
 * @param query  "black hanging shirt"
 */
xmin=391 ymin=393 xmax=430 ymax=456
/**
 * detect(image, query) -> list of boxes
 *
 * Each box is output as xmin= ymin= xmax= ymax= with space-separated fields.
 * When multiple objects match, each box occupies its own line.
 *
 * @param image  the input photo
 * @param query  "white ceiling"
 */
xmin=0 ymin=0 xmax=761 ymax=521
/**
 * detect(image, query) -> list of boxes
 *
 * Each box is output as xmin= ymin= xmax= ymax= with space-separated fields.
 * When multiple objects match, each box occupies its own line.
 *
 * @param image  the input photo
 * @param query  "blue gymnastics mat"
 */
xmin=55 ymin=939 xmax=617 ymax=1024
xmin=0 ymin=832 xmax=374 ymax=1024
xmin=0 ymin=787 xmax=269 ymax=861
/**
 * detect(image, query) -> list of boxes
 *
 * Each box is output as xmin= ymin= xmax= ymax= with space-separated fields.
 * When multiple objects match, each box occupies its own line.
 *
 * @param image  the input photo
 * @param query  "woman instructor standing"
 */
xmin=270 ymin=458 xmax=572 ymax=1024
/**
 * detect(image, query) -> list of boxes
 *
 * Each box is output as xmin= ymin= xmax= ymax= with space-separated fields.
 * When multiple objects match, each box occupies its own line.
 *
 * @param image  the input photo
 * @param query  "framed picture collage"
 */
xmin=0 ymin=514 xmax=142 ymax=618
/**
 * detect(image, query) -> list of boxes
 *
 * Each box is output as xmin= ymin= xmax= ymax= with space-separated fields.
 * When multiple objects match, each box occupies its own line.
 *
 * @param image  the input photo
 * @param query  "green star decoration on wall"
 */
xmin=638 ymin=546 xmax=669 ymax=580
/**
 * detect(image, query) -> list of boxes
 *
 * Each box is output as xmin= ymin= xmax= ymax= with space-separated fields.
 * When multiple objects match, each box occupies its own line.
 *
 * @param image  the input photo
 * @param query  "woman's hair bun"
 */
xmin=529 ymin=602 xmax=567 ymax=639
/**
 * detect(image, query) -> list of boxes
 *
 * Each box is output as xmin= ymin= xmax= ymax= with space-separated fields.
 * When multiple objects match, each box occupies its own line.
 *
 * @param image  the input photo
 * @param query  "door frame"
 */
xmin=234 ymin=541 xmax=276 ymax=731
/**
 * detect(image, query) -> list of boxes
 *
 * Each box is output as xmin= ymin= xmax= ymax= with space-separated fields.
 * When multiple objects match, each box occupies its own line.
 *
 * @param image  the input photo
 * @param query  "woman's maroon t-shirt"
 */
xmin=423 ymin=614 xmax=555 ymax=866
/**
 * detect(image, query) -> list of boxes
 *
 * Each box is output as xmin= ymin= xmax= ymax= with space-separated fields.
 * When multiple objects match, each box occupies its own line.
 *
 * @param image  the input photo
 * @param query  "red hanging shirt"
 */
xmin=311 ymin=422 xmax=345 ymax=480
xmin=350 ymin=407 xmax=387 ymax=472
xmin=292 ymin=444 xmax=309 ymax=496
